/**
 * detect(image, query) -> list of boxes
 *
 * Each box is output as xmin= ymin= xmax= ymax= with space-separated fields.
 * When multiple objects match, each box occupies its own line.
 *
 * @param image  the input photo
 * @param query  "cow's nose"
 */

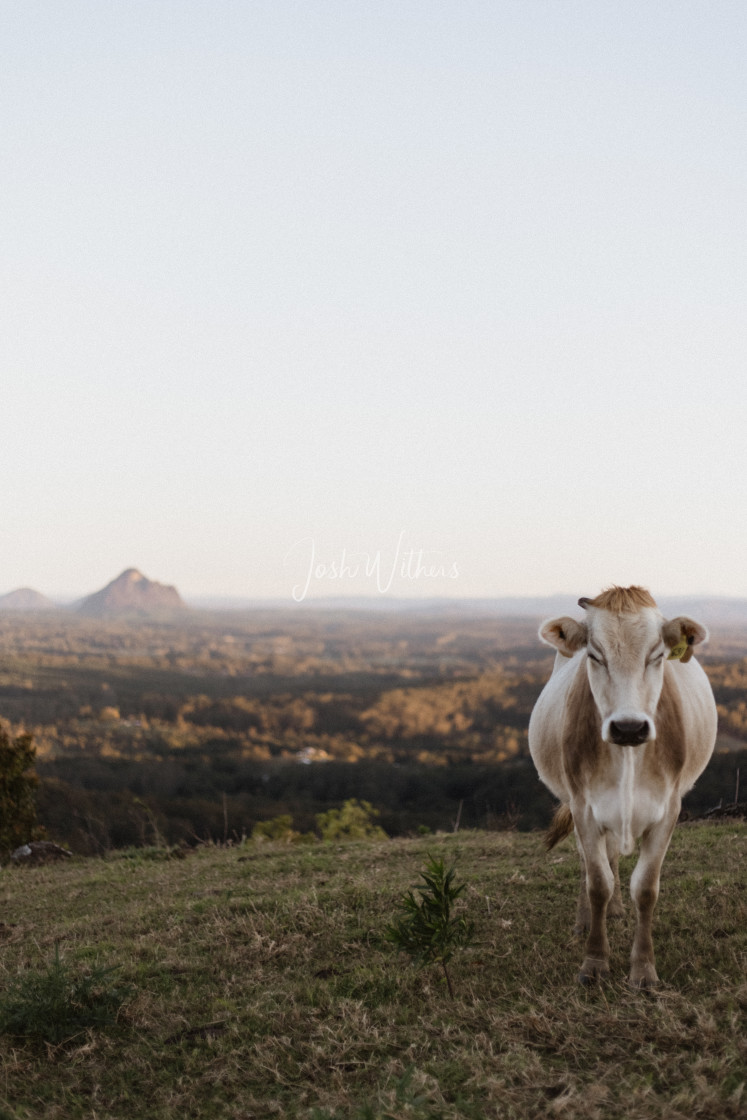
xmin=609 ymin=719 xmax=650 ymax=745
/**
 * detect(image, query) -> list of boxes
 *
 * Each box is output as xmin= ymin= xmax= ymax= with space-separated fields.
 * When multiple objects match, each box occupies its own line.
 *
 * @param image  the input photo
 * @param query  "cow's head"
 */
xmin=539 ymin=585 xmax=708 ymax=746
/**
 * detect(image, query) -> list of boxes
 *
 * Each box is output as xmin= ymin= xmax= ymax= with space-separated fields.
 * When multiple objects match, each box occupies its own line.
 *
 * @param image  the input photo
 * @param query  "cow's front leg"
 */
xmin=575 ymin=823 xmax=613 ymax=983
xmin=629 ymin=807 xmax=678 ymax=988
xmin=573 ymin=838 xmax=590 ymax=934
xmin=606 ymin=833 xmax=625 ymax=919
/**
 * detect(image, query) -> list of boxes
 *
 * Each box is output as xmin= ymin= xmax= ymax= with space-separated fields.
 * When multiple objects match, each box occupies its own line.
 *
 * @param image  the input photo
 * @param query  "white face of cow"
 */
xmin=540 ymin=604 xmax=708 ymax=746
xmin=582 ymin=605 xmax=668 ymax=745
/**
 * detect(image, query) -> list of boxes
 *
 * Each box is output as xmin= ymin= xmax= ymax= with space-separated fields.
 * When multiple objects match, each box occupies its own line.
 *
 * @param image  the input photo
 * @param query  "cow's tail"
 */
xmin=545 ymin=804 xmax=574 ymax=851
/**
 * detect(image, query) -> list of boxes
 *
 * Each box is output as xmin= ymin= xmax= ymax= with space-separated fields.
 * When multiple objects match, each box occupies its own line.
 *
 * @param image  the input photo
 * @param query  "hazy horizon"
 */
xmin=6 ymin=568 xmax=747 ymax=612
xmin=3 ymin=3 xmax=746 ymax=602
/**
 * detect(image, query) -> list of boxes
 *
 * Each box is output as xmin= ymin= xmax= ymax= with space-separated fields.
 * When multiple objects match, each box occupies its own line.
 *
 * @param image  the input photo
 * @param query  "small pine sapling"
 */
xmin=386 ymin=854 xmax=474 ymax=999
xmin=0 ymin=944 xmax=132 ymax=1045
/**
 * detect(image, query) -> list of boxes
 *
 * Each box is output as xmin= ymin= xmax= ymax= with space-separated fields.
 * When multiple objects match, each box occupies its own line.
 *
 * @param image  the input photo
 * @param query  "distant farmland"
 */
xmin=0 ymin=610 xmax=743 ymax=849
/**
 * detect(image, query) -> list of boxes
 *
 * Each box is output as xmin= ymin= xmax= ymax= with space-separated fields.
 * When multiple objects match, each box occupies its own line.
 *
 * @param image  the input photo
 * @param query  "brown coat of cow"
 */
xmin=528 ymin=586 xmax=717 ymax=986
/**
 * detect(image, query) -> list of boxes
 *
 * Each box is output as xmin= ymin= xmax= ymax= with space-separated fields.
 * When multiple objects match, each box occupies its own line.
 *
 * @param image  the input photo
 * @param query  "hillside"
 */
xmin=0 ymin=826 xmax=744 ymax=1119
xmin=0 ymin=587 xmax=57 ymax=611
xmin=76 ymin=568 xmax=186 ymax=618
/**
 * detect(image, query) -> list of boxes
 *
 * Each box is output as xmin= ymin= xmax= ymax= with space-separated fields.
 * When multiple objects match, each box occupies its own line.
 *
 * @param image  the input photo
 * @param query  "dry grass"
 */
xmin=0 ymin=823 xmax=744 ymax=1119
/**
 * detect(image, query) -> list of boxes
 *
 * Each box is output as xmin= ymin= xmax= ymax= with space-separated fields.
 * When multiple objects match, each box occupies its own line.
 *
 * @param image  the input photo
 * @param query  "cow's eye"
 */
xmin=647 ymin=652 xmax=664 ymax=666
xmin=588 ymin=651 xmax=603 ymax=665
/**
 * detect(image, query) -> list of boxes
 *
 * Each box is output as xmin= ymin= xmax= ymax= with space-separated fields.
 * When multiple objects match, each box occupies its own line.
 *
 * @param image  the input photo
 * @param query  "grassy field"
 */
xmin=0 ymin=824 xmax=744 ymax=1119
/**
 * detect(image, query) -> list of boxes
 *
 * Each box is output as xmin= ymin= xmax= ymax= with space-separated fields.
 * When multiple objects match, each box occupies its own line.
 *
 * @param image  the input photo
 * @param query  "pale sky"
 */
xmin=1 ymin=1 xmax=746 ymax=602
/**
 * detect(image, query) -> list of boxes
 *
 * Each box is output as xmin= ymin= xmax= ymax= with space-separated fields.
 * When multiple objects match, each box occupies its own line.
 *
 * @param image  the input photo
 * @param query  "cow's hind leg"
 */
xmin=575 ymin=822 xmax=613 ymax=983
xmin=628 ymin=808 xmax=678 ymax=988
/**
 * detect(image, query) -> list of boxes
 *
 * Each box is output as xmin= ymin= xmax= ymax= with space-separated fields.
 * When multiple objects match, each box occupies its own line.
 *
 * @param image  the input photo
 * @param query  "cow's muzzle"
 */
xmin=608 ymin=719 xmax=651 ymax=746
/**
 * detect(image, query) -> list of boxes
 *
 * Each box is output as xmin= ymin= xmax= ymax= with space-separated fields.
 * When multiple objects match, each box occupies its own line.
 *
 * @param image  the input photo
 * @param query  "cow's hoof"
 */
xmin=608 ymin=902 xmax=625 ymax=920
xmin=628 ymin=964 xmax=659 ymax=989
xmin=578 ymin=957 xmax=610 ymax=984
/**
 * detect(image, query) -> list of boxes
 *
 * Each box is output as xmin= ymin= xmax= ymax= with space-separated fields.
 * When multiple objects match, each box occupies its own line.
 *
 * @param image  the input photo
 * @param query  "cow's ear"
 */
xmin=539 ymin=616 xmax=587 ymax=658
xmin=662 ymin=616 xmax=708 ymax=663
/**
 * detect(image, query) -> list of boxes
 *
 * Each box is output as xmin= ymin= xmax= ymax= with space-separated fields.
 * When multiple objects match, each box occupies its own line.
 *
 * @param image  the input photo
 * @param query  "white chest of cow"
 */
xmin=588 ymin=744 xmax=668 ymax=855
xmin=528 ymin=585 xmax=717 ymax=987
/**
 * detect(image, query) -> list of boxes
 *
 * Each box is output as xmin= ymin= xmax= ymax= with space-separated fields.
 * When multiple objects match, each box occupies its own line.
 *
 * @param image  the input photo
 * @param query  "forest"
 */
xmin=0 ymin=609 xmax=744 ymax=852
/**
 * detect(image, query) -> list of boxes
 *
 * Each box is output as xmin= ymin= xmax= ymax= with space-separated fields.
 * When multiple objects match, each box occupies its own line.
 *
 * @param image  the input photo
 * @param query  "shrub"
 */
xmin=0 ymin=728 xmax=40 ymax=856
xmin=251 ymin=814 xmax=299 ymax=843
xmin=0 ymin=946 xmax=132 ymax=1045
xmin=315 ymin=799 xmax=387 ymax=841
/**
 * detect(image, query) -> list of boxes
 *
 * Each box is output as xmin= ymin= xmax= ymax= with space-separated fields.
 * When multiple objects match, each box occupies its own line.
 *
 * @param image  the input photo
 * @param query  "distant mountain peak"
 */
xmin=0 ymin=587 xmax=57 ymax=612
xmin=76 ymin=569 xmax=186 ymax=618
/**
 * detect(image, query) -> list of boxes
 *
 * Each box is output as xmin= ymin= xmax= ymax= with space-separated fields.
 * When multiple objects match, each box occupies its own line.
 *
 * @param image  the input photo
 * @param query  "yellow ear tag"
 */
xmin=667 ymin=638 xmax=689 ymax=661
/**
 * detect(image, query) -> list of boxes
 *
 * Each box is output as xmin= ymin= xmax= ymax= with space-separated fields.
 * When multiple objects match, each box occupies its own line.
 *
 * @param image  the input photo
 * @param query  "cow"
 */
xmin=528 ymin=586 xmax=717 ymax=987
